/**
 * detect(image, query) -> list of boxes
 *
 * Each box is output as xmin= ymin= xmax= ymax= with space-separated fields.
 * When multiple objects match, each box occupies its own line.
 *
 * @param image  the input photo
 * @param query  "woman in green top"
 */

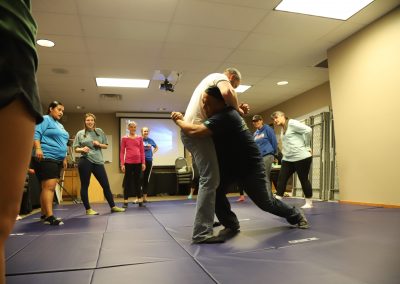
xmin=0 ymin=1 xmax=43 ymax=283
xmin=73 ymin=113 xmax=125 ymax=215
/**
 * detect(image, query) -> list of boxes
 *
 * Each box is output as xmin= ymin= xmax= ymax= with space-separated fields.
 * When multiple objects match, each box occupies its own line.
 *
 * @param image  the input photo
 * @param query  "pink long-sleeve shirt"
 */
xmin=120 ymin=136 xmax=145 ymax=166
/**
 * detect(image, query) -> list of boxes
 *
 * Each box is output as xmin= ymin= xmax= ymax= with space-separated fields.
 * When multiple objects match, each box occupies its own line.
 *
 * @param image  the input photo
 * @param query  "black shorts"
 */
xmin=0 ymin=31 xmax=43 ymax=123
xmin=31 ymin=158 xmax=63 ymax=181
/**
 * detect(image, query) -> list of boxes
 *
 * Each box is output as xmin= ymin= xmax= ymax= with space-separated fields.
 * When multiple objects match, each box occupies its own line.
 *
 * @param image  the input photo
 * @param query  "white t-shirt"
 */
xmin=184 ymin=73 xmax=229 ymax=124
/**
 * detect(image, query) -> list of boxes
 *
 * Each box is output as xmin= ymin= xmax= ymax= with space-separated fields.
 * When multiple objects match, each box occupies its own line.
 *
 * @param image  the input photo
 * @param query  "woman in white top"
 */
xmin=271 ymin=111 xmax=313 ymax=208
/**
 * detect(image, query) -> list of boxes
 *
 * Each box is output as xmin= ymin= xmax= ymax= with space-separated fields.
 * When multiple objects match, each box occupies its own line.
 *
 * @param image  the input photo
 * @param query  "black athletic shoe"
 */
xmin=193 ymin=236 xmax=225 ymax=244
xmin=213 ymin=221 xmax=221 ymax=227
xmin=43 ymin=215 xmax=64 ymax=226
xmin=297 ymin=211 xmax=310 ymax=229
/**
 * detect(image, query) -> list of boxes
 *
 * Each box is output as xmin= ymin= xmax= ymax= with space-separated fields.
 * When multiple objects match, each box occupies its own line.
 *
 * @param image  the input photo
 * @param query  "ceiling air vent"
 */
xmin=52 ymin=68 xmax=69 ymax=74
xmin=99 ymin=93 xmax=122 ymax=101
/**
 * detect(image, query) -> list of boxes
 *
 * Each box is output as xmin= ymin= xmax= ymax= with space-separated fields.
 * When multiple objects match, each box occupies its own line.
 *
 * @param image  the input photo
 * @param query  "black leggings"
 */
xmin=123 ymin=163 xmax=142 ymax=200
xmin=141 ymin=160 xmax=152 ymax=195
xmin=276 ymin=157 xmax=313 ymax=198
xmin=78 ymin=158 xmax=115 ymax=210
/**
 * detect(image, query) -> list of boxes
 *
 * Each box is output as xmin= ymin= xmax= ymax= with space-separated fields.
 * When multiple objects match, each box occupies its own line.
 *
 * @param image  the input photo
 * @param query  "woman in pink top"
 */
xmin=120 ymin=121 xmax=145 ymax=207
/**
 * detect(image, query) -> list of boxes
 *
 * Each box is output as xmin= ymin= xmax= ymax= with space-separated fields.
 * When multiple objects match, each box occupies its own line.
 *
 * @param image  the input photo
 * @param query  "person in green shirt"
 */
xmin=0 ymin=1 xmax=43 ymax=283
xmin=73 ymin=113 xmax=126 ymax=215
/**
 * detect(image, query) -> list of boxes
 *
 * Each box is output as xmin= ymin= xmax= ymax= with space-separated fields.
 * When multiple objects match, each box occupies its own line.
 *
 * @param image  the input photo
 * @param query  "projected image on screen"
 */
xmin=119 ymin=118 xmax=184 ymax=166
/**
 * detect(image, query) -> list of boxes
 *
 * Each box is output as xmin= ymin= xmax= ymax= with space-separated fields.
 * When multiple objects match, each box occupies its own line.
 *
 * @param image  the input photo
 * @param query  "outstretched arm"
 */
xmin=171 ymin=112 xmax=212 ymax=138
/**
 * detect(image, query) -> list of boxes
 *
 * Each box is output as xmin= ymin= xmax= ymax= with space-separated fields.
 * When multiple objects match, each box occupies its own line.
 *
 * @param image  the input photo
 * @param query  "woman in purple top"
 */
xmin=141 ymin=127 xmax=158 ymax=203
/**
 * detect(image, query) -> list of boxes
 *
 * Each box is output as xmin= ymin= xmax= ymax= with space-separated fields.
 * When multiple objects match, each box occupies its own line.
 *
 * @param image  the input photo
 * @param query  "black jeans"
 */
xmin=123 ymin=163 xmax=142 ymax=200
xmin=276 ymin=157 xmax=313 ymax=198
xmin=141 ymin=160 xmax=152 ymax=195
xmin=215 ymin=159 xmax=302 ymax=229
xmin=78 ymin=158 xmax=115 ymax=210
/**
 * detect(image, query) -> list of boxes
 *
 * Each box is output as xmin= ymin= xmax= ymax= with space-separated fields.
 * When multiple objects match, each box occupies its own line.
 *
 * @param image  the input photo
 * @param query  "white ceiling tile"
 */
xmin=32 ymin=0 xmax=77 ymax=13
xmin=38 ymin=51 xmax=91 ymax=66
xmin=197 ymin=0 xmax=281 ymax=10
xmin=76 ymin=0 xmax=179 ymax=22
xmin=166 ymin=24 xmax=247 ymax=48
xmin=254 ymin=11 xmax=342 ymax=40
xmin=161 ymin=44 xmax=233 ymax=61
xmin=34 ymin=12 xmax=83 ymax=36
xmin=80 ymin=16 xmax=169 ymax=41
xmin=173 ymin=0 xmax=268 ymax=31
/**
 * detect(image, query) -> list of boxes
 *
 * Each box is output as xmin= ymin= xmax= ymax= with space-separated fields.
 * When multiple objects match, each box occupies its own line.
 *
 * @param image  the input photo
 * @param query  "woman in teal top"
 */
xmin=73 ymin=113 xmax=125 ymax=215
xmin=33 ymin=101 xmax=69 ymax=226
xmin=271 ymin=111 xmax=313 ymax=209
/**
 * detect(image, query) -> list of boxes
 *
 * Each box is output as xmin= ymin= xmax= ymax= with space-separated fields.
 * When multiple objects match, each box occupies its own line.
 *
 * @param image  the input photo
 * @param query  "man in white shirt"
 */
xmin=182 ymin=68 xmax=247 ymax=243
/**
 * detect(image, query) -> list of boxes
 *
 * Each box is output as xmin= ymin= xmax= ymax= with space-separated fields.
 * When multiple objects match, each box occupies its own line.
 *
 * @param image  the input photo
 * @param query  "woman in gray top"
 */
xmin=271 ymin=111 xmax=313 ymax=208
xmin=73 ymin=113 xmax=125 ymax=215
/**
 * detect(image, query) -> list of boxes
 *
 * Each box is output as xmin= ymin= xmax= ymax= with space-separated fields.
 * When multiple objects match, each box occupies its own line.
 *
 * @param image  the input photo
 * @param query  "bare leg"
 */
xmin=40 ymin=179 xmax=58 ymax=217
xmin=0 ymin=99 xmax=35 ymax=284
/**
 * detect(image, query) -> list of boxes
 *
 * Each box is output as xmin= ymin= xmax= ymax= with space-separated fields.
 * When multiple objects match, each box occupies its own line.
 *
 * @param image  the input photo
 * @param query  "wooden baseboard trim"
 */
xmin=339 ymin=200 xmax=400 ymax=208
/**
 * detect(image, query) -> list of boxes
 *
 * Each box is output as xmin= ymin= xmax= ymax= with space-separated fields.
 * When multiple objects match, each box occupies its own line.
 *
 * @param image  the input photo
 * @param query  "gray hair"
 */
xmin=270 ymin=111 xmax=286 ymax=119
xmin=224 ymin=67 xmax=241 ymax=80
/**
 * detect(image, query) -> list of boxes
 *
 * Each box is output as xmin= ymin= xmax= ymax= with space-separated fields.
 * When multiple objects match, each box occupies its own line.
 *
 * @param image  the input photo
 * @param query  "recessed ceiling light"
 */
xmin=236 ymin=85 xmax=252 ymax=93
xmin=158 ymin=107 xmax=167 ymax=111
xmin=275 ymin=0 xmax=374 ymax=20
xmin=96 ymin=78 xmax=150 ymax=88
xmin=36 ymin=39 xmax=55 ymax=47
xmin=76 ymin=105 xmax=85 ymax=110
xmin=277 ymin=81 xmax=289 ymax=86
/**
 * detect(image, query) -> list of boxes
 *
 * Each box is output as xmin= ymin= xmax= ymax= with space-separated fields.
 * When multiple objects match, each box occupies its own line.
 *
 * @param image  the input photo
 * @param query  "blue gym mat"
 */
xmin=6 ymin=197 xmax=400 ymax=284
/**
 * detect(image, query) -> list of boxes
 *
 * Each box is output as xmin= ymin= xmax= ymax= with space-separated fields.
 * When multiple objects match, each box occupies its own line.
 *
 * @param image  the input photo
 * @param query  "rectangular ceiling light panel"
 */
xmin=96 ymin=78 xmax=150 ymax=88
xmin=275 ymin=0 xmax=374 ymax=20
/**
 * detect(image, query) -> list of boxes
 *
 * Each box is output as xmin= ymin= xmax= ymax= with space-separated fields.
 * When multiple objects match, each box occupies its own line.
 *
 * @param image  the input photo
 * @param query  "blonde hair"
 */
xmin=83 ymin=113 xmax=99 ymax=137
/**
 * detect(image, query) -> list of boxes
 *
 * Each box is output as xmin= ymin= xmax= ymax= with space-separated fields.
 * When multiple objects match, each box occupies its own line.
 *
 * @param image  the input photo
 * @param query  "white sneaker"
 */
xmin=275 ymin=195 xmax=282 ymax=200
xmin=301 ymin=203 xmax=313 ymax=209
xmin=301 ymin=199 xmax=313 ymax=208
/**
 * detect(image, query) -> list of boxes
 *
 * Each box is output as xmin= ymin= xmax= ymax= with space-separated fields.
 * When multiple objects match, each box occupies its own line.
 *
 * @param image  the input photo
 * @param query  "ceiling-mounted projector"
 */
xmin=159 ymin=79 xmax=174 ymax=92
xmin=153 ymin=70 xmax=182 ymax=93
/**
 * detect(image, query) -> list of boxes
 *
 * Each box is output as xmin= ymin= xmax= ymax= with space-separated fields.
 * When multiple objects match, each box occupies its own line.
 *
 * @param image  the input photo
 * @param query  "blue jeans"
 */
xmin=263 ymin=154 xmax=275 ymax=192
xmin=181 ymin=132 xmax=220 ymax=242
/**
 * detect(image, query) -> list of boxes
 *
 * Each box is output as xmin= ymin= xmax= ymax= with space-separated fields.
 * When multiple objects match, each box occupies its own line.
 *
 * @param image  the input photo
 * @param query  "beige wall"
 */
xmin=328 ymin=7 xmax=400 ymax=205
xmin=62 ymin=113 xmax=125 ymax=195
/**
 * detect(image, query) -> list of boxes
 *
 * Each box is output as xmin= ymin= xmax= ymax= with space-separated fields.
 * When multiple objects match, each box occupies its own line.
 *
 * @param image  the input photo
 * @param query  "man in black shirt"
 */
xmin=171 ymin=87 xmax=309 ymax=236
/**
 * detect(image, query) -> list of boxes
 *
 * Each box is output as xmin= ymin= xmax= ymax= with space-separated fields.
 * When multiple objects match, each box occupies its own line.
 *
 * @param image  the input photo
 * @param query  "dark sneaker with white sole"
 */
xmin=43 ymin=215 xmax=64 ymax=226
xmin=297 ymin=211 xmax=309 ymax=229
xmin=192 ymin=235 xmax=225 ymax=244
